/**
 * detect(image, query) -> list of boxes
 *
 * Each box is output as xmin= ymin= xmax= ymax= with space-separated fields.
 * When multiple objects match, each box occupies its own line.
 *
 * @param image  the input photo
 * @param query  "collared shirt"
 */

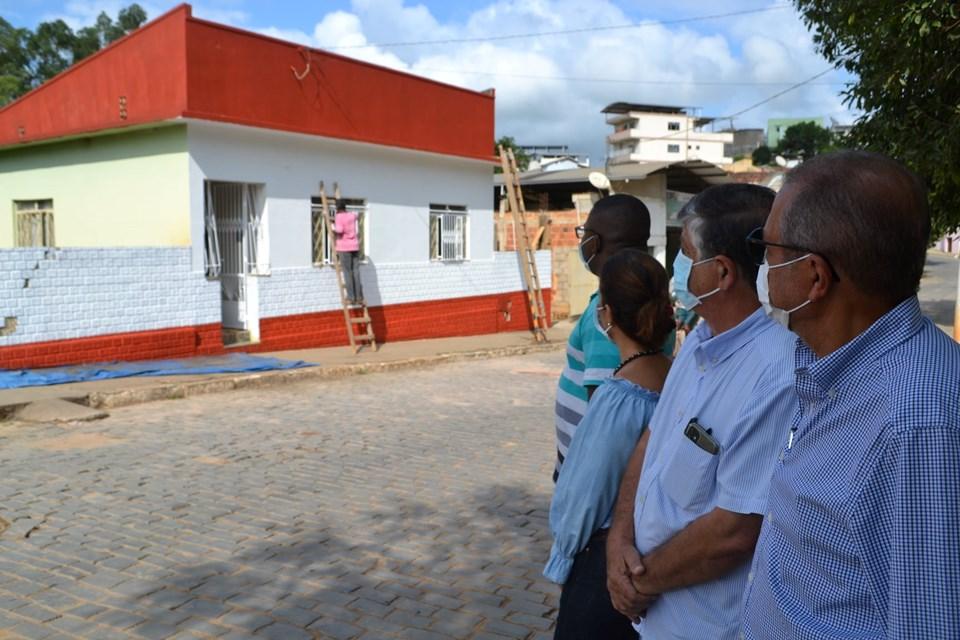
xmin=554 ymin=291 xmax=620 ymax=479
xmin=741 ymin=297 xmax=960 ymax=639
xmin=545 ymin=378 xmax=659 ymax=583
xmin=633 ymin=307 xmax=797 ymax=640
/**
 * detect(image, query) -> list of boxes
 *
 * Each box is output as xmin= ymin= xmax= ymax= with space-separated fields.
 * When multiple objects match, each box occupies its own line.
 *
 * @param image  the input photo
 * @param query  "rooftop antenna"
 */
xmin=588 ymin=171 xmax=615 ymax=195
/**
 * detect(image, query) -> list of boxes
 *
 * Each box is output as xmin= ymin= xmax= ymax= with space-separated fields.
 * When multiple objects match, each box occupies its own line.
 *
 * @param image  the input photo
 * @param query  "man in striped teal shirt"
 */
xmin=554 ymin=194 xmax=651 ymax=481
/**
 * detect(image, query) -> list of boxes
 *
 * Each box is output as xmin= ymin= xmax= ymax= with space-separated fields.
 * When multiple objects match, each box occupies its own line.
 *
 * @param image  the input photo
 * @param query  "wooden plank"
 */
xmin=498 ymin=146 xmax=548 ymax=342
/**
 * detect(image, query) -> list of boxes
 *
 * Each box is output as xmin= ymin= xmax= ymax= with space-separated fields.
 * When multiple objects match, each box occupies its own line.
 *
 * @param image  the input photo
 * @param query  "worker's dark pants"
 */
xmin=339 ymin=251 xmax=363 ymax=303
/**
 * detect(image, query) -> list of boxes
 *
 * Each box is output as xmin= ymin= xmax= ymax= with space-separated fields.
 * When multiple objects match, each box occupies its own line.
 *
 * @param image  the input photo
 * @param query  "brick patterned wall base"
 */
xmin=0 ymin=324 xmax=222 ymax=370
xmin=0 ymin=290 xmax=551 ymax=370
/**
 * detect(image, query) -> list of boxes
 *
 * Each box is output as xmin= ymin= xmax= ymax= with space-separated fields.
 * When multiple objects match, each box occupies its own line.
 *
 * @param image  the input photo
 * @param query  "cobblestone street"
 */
xmin=0 ymin=352 xmax=563 ymax=639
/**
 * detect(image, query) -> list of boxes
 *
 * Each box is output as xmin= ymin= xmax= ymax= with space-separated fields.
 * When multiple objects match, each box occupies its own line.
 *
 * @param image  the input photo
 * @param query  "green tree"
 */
xmin=0 ymin=19 xmax=31 ymax=105
xmin=794 ymin=0 xmax=960 ymax=237
xmin=752 ymin=144 xmax=773 ymax=166
xmin=776 ymin=121 xmax=834 ymax=159
xmin=0 ymin=5 xmax=147 ymax=107
xmin=495 ymin=135 xmax=530 ymax=173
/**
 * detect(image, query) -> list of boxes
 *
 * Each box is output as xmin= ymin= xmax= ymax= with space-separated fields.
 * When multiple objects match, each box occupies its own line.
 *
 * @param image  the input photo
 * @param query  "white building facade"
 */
xmin=604 ymin=103 xmax=733 ymax=166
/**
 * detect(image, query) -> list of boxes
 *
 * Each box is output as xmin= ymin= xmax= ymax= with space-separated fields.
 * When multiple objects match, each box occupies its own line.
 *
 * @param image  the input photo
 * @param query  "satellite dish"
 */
xmin=775 ymin=155 xmax=788 ymax=168
xmin=588 ymin=171 xmax=612 ymax=192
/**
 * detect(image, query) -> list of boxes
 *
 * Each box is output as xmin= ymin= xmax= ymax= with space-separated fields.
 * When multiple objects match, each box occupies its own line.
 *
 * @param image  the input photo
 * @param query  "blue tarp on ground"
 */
xmin=0 ymin=353 xmax=315 ymax=390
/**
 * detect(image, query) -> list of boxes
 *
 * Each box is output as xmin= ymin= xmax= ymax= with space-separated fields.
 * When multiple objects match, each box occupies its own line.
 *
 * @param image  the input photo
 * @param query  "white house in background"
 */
xmin=521 ymin=145 xmax=591 ymax=172
xmin=0 ymin=5 xmax=550 ymax=370
xmin=604 ymin=103 xmax=733 ymax=166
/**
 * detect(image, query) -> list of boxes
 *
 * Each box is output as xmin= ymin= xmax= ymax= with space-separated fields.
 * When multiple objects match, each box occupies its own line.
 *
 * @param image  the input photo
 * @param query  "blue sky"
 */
xmin=2 ymin=1 xmax=856 ymax=163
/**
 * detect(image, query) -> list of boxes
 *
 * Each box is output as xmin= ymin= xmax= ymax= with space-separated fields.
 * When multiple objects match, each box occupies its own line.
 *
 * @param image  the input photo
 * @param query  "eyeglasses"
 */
xmin=745 ymin=227 xmax=839 ymax=280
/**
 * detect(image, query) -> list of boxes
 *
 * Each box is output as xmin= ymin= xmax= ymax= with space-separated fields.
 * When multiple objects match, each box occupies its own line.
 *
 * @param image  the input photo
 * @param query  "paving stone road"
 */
xmin=0 ymin=352 xmax=565 ymax=639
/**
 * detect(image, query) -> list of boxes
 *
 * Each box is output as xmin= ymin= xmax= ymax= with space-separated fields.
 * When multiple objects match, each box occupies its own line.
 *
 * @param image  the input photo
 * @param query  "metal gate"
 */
xmin=204 ymin=181 xmax=265 ymax=335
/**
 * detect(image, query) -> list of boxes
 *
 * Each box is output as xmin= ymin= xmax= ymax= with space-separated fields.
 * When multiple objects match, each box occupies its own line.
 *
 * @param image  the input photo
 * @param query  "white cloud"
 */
xmin=251 ymin=0 xmax=857 ymax=162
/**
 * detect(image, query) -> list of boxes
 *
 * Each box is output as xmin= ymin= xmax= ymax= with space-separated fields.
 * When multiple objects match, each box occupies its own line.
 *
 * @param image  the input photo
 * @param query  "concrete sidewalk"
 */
xmin=0 ymin=322 xmax=572 ymax=422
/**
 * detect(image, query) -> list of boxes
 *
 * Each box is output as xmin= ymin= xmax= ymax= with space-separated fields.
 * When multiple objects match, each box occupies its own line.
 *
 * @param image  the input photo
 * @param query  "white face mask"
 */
xmin=756 ymin=255 xmax=813 ymax=327
xmin=595 ymin=304 xmax=613 ymax=340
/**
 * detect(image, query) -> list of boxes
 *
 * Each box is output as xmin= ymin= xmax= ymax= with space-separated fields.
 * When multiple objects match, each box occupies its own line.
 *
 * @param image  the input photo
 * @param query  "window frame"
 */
xmin=311 ymin=197 xmax=367 ymax=267
xmin=667 ymin=121 xmax=681 ymax=131
xmin=429 ymin=204 xmax=469 ymax=262
xmin=667 ymin=144 xmax=681 ymax=154
xmin=14 ymin=199 xmax=55 ymax=247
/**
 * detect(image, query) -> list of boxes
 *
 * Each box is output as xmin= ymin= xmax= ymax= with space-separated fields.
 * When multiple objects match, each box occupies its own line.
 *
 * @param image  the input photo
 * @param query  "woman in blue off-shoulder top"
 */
xmin=546 ymin=248 xmax=673 ymax=639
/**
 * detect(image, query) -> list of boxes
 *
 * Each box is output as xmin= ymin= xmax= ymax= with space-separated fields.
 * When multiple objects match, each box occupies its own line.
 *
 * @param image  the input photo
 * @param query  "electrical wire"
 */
xmin=320 ymin=4 xmax=792 ymax=50
xmin=413 ymin=66 xmax=844 ymax=87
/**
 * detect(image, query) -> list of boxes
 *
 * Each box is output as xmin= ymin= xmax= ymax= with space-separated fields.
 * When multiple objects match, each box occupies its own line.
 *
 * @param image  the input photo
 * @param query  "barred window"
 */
xmin=14 ymin=199 xmax=55 ymax=247
xmin=311 ymin=197 xmax=367 ymax=266
xmin=430 ymin=204 xmax=468 ymax=261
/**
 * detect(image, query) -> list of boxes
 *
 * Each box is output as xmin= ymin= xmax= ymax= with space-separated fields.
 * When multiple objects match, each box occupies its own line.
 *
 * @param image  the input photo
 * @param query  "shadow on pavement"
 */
xmin=136 ymin=483 xmax=557 ymax=639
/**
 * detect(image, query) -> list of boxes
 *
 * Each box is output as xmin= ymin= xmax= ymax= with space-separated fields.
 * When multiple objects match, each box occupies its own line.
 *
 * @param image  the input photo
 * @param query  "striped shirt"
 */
xmin=741 ymin=297 xmax=960 ymax=639
xmin=554 ymin=291 xmax=620 ymax=480
xmin=633 ymin=307 xmax=797 ymax=640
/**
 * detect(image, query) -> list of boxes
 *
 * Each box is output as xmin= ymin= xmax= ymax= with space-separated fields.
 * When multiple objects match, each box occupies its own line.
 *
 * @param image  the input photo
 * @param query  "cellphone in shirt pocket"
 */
xmin=660 ymin=419 xmax=721 ymax=509
xmin=684 ymin=419 xmax=721 ymax=455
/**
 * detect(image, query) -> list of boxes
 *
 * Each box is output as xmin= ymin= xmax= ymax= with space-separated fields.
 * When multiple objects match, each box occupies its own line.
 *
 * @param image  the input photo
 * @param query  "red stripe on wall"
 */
xmin=0 ymin=290 xmax=551 ymax=370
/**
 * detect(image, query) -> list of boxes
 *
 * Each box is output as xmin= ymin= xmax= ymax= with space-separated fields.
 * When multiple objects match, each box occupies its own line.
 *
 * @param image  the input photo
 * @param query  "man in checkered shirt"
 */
xmin=740 ymin=151 xmax=960 ymax=638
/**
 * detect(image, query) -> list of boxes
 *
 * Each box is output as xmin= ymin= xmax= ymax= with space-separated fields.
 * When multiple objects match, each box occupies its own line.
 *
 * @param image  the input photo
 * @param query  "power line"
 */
xmin=414 ymin=66 xmax=845 ymax=87
xmin=618 ymin=68 xmax=838 ymax=145
xmin=726 ymin=67 xmax=835 ymax=118
xmin=320 ymin=4 xmax=792 ymax=50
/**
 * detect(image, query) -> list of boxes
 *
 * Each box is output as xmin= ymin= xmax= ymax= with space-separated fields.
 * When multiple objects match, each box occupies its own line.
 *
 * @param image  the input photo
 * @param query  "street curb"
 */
xmin=62 ymin=340 xmax=564 ymax=411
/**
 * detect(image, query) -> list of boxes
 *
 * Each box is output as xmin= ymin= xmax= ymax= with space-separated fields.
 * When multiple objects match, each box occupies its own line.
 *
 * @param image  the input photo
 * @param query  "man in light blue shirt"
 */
xmin=605 ymin=184 xmax=797 ymax=639
xmin=741 ymin=151 xmax=960 ymax=637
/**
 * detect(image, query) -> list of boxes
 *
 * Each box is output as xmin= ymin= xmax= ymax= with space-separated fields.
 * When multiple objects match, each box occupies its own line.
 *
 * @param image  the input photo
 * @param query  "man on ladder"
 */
xmin=333 ymin=198 xmax=364 ymax=305
xmin=319 ymin=182 xmax=377 ymax=354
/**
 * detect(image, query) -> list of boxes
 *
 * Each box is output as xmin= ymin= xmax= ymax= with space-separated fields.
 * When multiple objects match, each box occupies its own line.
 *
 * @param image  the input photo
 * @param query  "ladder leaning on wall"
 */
xmin=498 ymin=146 xmax=549 ymax=343
xmin=318 ymin=181 xmax=378 ymax=354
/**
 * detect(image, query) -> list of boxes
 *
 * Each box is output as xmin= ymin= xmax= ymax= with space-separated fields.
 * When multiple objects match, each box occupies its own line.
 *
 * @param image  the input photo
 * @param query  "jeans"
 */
xmin=338 ymin=251 xmax=363 ymax=303
xmin=554 ymin=532 xmax=638 ymax=640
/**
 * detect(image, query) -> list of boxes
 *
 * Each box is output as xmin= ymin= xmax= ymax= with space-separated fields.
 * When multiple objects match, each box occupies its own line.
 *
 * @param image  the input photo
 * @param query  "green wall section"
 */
xmin=0 ymin=125 xmax=189 ymax=248
xmin=766 ymin=117 xmax=823 ymax=149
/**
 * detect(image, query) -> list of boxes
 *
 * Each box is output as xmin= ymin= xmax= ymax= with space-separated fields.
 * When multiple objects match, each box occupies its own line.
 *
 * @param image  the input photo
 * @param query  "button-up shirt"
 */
xmin=741 ymin=297 xmax=960 ymax=639
xmin=633 ymin=307 xmax=797 ymax=640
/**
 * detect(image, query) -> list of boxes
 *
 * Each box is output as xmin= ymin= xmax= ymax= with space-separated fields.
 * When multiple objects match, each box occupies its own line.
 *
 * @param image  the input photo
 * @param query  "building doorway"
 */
xmin=204 ymin=181 xmax=267 ymax=346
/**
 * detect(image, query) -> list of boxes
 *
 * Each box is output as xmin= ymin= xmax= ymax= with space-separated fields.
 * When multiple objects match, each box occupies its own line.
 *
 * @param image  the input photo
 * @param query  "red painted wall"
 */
xmin=183 ymin=19 xmax=495 ymax=162
xmin=0 ymin=5 xmax=495 ymax=162
xmin=0 ymin=291 xmax=551 ymax=370
xmin=0 ymin=5 xmax=189 ymax=147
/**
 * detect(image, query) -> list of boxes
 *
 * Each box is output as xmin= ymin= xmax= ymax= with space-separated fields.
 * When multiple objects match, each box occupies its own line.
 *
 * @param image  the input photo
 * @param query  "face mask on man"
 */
xmin=595 ymin=303 xmax=613 ymax=341
xmin=672 ymin=250 xmax=719 ymax=310
xmin=756 ymin=255 xmax=813 ymax=327
xmin=579 ymin=235 xmax=598 ymax=270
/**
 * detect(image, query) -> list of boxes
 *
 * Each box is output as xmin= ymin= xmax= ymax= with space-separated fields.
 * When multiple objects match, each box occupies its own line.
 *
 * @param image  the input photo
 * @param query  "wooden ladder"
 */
xmin=498 ymin=146 xmax=549 ymax=343
xmin=319 ymin=181 xmax=378 ymax=354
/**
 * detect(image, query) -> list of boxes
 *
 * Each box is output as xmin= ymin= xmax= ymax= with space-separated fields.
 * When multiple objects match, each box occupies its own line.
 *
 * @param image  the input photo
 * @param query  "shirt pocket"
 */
xmin=658 ymin=438 xmax=719 ymax=511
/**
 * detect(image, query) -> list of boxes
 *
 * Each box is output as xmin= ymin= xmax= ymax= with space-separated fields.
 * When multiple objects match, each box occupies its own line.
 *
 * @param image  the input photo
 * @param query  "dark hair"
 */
xmin=590 ymin=194 xmax=651 ymax=250
xmin=678 ymin=183 xmax=775 ymax=290
xmin=600 ymin=248 xmax=673 ymax=348
xmin=335 ymin=198 xmax=347 ymax=211
xmin=781 ymin=150 xmax=930 ymax=303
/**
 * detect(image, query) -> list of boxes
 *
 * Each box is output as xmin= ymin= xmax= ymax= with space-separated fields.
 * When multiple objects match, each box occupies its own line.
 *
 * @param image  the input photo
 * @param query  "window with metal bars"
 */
xmin=14 ymin=199 xmax=55 ymax=247
xmin=429 ymin=204 xmax=468 ymax=261
xmin=311 ymin=197 xmax=367 ymax=266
